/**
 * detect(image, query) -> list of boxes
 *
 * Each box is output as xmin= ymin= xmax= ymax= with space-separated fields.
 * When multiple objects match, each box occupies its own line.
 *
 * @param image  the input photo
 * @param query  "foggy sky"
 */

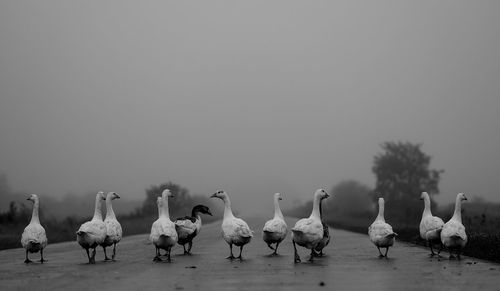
xmin=1 ymin=1 xmax=499 ymax=216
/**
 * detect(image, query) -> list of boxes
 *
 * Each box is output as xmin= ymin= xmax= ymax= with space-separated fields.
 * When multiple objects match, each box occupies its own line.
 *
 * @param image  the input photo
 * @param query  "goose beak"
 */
xmin=325 ymin=193 xmax=330 ymax=198
xmin=278 ymin=197 xmax=283 ymax=201
xmin=210 ymin=193 xmax=217 ymax=198
xmin=207 ymin=210 xmax=213 ymax=216
xmin=115 ymin=194 xmax=121 ymax=199
xmin=26 ymin=197 xmax=30 ymax=201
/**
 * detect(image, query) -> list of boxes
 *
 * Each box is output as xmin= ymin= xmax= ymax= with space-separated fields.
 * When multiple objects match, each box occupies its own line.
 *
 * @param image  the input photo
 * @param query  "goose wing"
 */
xmin=263 ymin=218 xmax=287 ymax=234
xmin=175 ymin=217 xmax=197 ymax=237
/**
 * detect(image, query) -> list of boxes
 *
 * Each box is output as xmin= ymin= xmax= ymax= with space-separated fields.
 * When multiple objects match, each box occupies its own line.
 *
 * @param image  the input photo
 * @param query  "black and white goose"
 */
xmin=262 ymin=193 xmax=287 ymax=256
xmin=21 ymin=194 xmax=48 ymax=263
xmin=76 ymin=191 xmax=107 ymax=264
xmin=441 ymin=193 xmax=468 ymax=259
xmin=313 ymin=193 xmax=330 ymax=257
xmin=175 ymin=205 xmax=213 ymax=255
xmin=368 ymin=198 xmax=397 ymax=258
xmin=210 ymin=190 xmax=253 ymax=260
xmin=149 ymin=189 xmax=178 ymax=262
xmin=101 ymin=192 xmax=122 ymax=261
xmin=419 ymin=192 xmax=444 ymax=256
xmin=291 ymin=189 xmax=330 ymax=263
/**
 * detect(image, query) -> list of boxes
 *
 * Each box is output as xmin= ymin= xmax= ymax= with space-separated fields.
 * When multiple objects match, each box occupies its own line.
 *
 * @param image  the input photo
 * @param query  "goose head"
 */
xmin=210 ymin=190 xmax=227 ymax=200
xmin=106 ymin=191 xmax=121 ymax=200
xmin=457 ymin=193 xmax=468 ymax=201
xmin=161 ymin=189 xmax=174 ymax=199
xmin=98 ymin=191 xmax=106 ymax=200
xmin=26 ymin=194 xmax=38 ymax=202
xmin=419 ymin=192 xmax=429 ymax=200
xmin=193 ymin=204 xmax=213 ymax=216
xmin=315 ymin=189 xmax=330 ymax=200
xmin=274 ymin=193 xmax=283 ymax=201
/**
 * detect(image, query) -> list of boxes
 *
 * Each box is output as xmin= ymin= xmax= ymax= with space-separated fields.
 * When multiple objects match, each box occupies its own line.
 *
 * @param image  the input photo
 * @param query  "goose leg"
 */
xmin=166 ymin=247 xmax=172 ymax=262
xmin=182 ymin=245 xmax=188 ymax=255
xmin=226 ymin=244 xmax=235 ymax=260
xmin=91 ymin=248 xmax=96 ymax=264
xmin=437 ymin=244 xmax=443 ymax=257
xmin=308 ymin=249 xmax=315 ymax=262
xmin=429 ymin=244 xmax=436 ymax=257
xmin=103 ymin=246 xmax=111 ymax=261
xmin=39 ymin=248 xmax=47 ymax=263
xmin=377 ymin=247 xmax=384 ymax=258
xmin=85 ymin=248 xmax=91 ymax=264
xmin=384 ymin=247 xmax=389 ymax=258
xmin=24 ymin=249 xmax=32 ymax=264
xmin=187 ymin=241 xmax=193 ymax=255
xmin=267 ymin=243 xmax=275 ymax=251
xmin=153 ymin=247 xmax=162 ymax=262
xmin=237 ymin=246 xmax=244 ymax=260
xmin=112 ymin=243 xmax=117 ymax=261
xmin=293 ymin=241 xmax=301 ymax=263
xmin=449 ymin=248 xmax=456 ymax=259
xmin=273 ymin=242 xmax=280 ymax=255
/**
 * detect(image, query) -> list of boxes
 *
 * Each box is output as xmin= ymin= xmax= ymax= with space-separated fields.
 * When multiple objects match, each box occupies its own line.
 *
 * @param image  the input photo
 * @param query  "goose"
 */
xmin=419 ymin=192 xmax=444 ymax=256
xmin=77 ymin=191 xmax=107 ymax=264
xmin=21 ymin=194 xmax=48 ymax=264
xmin=210 ymin=190 xmax=253 ymax=260
xmin=149 ymin=189 xmax=178 ymax=262
xmin=441 ymin=193 xmax=468 ymax=259
xmin=150 ymin=197 xmax=163 ymax=261
xmin=368 ymin=198 xmax=397 ymax=258
xmin=313 ymin=193 xmax=330 ymax=257
xmin=174 ymin=205 xmax=213 ymax=255
xmin=291 ymin=189 xmax=329 ymax=263
xmin=262 ymin=193 xmax=287 ymax=256
xmin=101 ymin=192 xmax=122 ymax=261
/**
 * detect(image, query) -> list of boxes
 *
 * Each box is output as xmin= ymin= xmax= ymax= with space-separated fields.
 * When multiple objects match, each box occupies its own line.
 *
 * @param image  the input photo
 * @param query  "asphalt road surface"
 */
xmin=1 ymin=216 xmax=499 ymax=291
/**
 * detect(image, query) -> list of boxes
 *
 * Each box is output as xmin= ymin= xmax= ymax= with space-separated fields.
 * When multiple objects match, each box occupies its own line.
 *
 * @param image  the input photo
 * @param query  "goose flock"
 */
xmin=20 ymin=189 xmax=469 ymax=265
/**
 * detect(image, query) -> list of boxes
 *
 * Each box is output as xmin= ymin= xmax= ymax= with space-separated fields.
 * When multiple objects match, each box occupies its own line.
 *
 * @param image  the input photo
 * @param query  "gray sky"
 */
xmin=1 ymin=1 xmax=499 ymax=216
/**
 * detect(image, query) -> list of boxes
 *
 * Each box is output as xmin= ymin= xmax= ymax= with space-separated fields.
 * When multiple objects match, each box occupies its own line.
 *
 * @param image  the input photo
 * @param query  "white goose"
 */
xmin=101 ymin=192 xmax=122 ymax=261
xmin=441 ymin=193 xmax=468 ymax=259
xmin=313 ymin=193 xmax=330 ymax=257
xmin=76 ymin=191 xmax=107 ymax=264
xmin=150 ymin=196 xmax=163 ymax=261
xmin=210 ymin=190 xmax=253 ymax=260
xmin=291 ymin=189 xmax=329 ymax=263
xmin=262 ymin=193 xmax=287 ymax=256
xmin=175 ymin=205 xmax=213 ymax=255
xmin=368 ymin=198 xmax=397 ymax=258
xmin=21 ymin=194 xmax=48 ymax=264
xmin=149 ymin=189 xmax=178 ymax=262
xmin=419 ymin=192 xmax=444 ymax=256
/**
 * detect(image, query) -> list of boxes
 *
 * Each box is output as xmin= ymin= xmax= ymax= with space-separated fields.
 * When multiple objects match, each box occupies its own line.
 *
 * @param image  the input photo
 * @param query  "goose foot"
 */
xmin=378 ymin=254 xmax=385 ymax=258
xmin=39 ymin=258 xmax=47 ymax=263
xmin=153 ymin=256 xmax=162 ymax=262
xmin=24 ymin=259 xmax=33 ymax=264
xmin=269 ymin=252 xmax=279 ymax=256
xmin=104 ymin=257 xmax=111 ymax=261
xmin=294 ymin=256 xmax=301 ymax=263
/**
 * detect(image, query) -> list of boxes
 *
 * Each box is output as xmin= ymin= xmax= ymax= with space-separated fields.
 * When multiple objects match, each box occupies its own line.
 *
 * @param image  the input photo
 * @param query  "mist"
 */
xmin=1 ymin=1 xmax=499 ymax=217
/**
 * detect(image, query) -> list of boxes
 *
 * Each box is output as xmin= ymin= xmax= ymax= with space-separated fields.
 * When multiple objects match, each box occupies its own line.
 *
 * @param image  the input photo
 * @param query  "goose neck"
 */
xmin=423 ymin=195 xmax=432 ymax=216
xmin=273 ymin=197 xmax=284 ymax=220
xmin=376 ymin=200 xmax=385 ymax=222
xmin=30 ymin=198 xmax=40 ymax=224
xmin=92 ymin=194 xmax=103 ymax=221
xmin=161 ymin=198 xmax=170 ymax=220
xmin=222 ymin=196 xmax=235 ymax=220
xmin=310 ymin=194 xmax=321 ymax=220
xmin=452 ymin=195 xmax=463 ymax=223
xmin=105 ymin=197 xmax=116 ymax=220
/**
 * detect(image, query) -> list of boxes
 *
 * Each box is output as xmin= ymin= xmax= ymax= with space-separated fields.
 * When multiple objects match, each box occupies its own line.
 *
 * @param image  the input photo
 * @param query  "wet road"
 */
xmin=0 ymin=216 xmax=499 ymax=290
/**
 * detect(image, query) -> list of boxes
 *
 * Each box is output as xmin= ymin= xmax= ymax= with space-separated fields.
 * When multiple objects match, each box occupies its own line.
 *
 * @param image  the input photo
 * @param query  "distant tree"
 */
xmin=372 ymin=141 xmax=443 ymax=225
xmin=325 ymin=180 xmax=373 ymax=217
